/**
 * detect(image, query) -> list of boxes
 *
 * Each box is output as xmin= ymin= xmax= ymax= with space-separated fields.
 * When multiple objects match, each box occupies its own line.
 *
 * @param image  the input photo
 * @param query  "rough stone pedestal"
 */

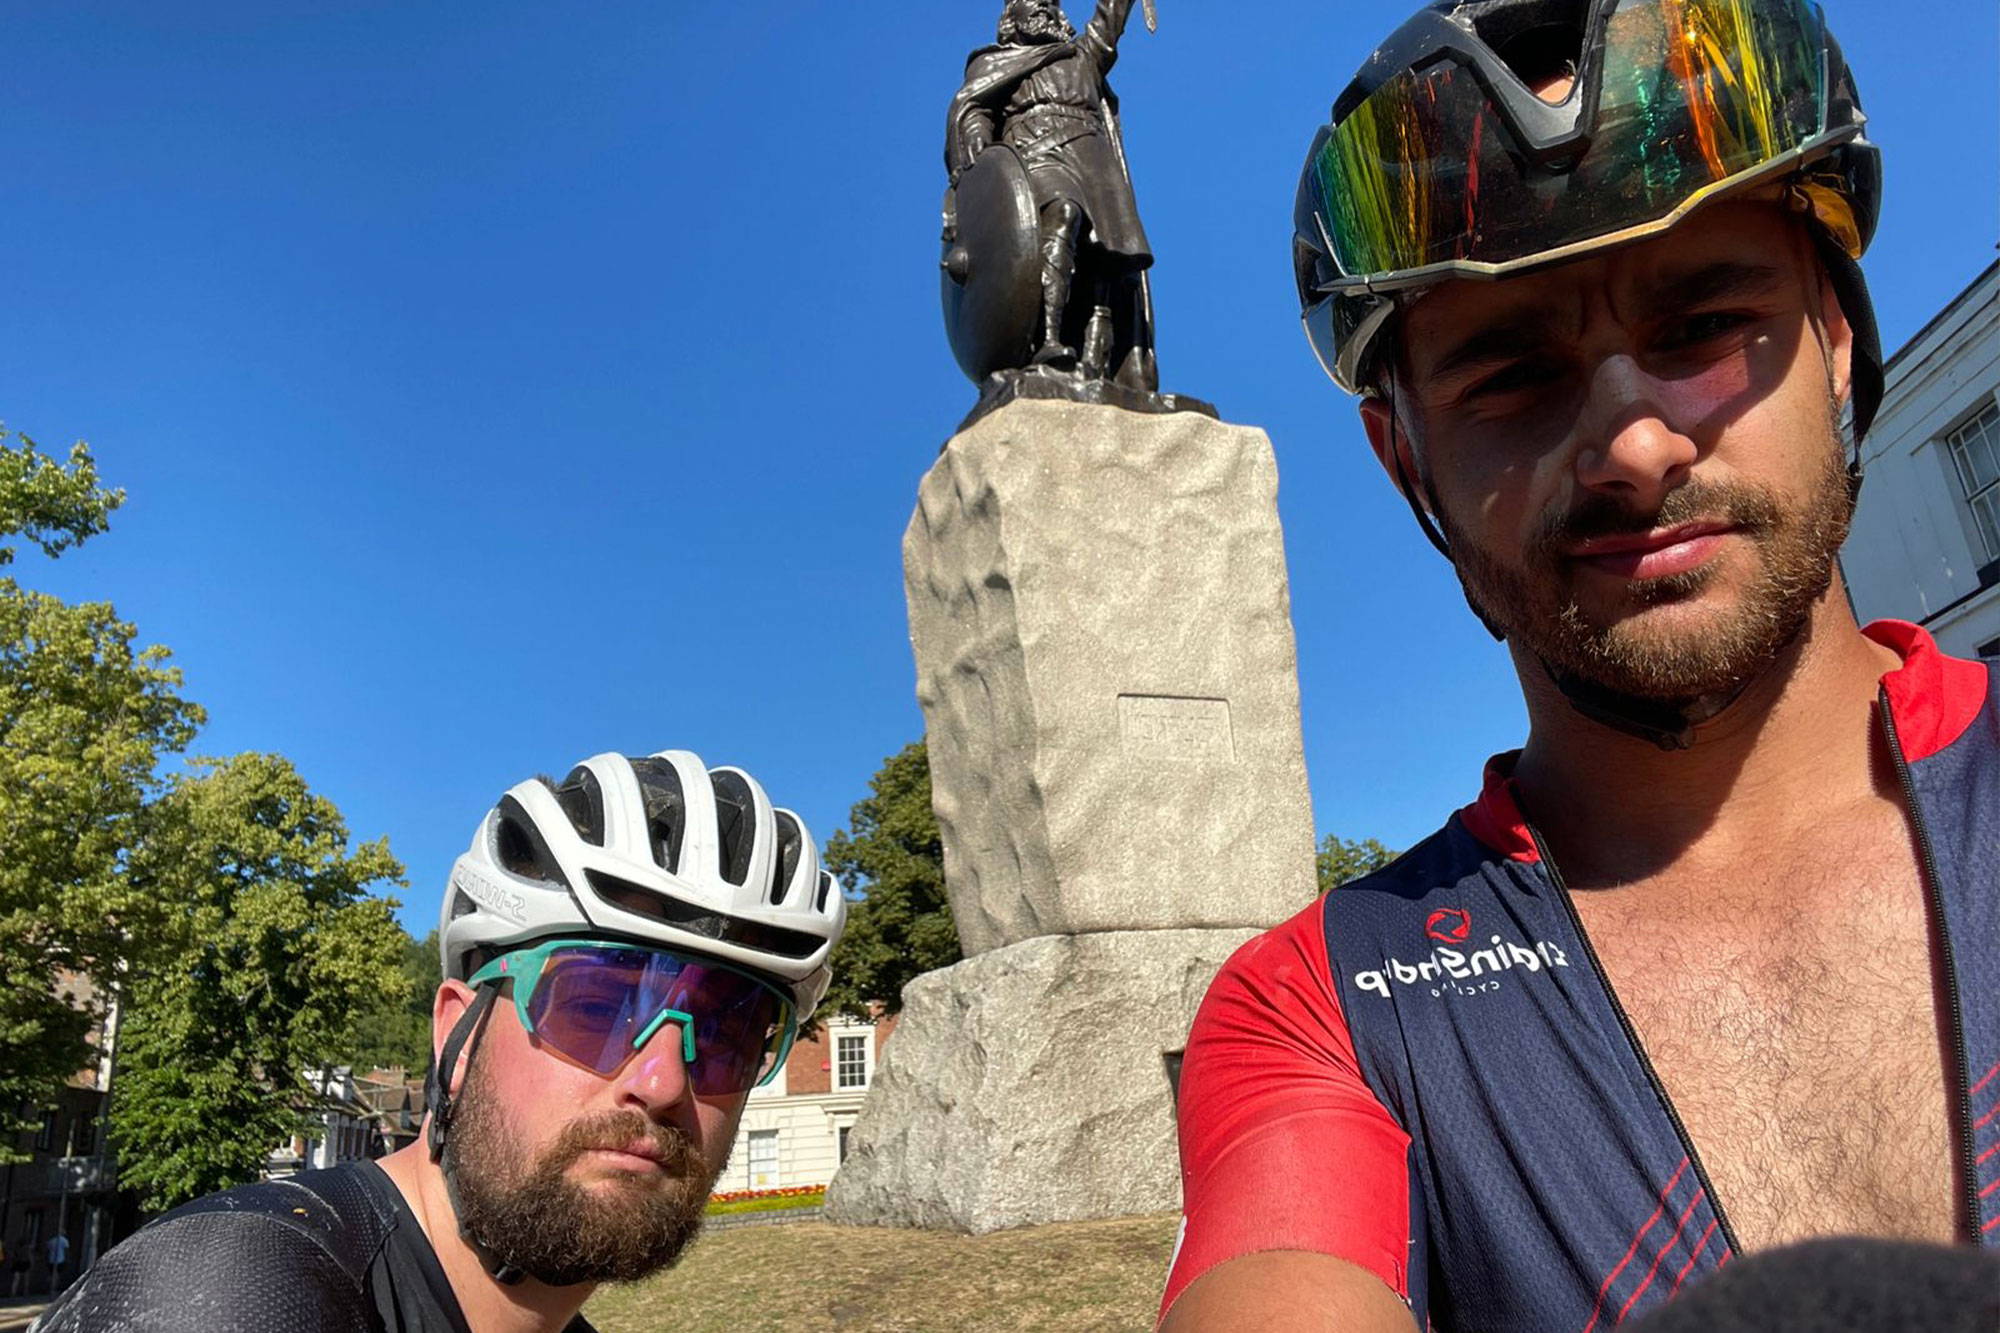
xmin=903 ymin=400 xmax=1317 ymax=956
xmin=823 ymin=928 xmax=1260 ymax=1233
xmin=827 ymin=401 xmax=1316 ymax=1231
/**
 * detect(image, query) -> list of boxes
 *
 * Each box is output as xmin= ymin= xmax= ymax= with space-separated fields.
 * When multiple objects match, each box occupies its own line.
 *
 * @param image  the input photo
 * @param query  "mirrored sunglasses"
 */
xmin=467 ymin=938 xmax=796 ymax=1095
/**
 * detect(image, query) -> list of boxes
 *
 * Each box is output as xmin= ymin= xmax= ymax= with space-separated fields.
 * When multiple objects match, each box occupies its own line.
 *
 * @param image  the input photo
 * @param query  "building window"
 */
xmin=1945 ymin=400 xmax=2000 ymax=562
xmin=838 ymin=1126 xmax=852 ymax=1161
xmin=73 ymin=1114 xmax=94 ymax=1157
xmin=747 ymin=1129 xmax=779 ymax=1187
xmin=835 ymin=1034 xmax=870 ymax=1089
xmin=34 ymin=1111 xmax=56 ymax=1153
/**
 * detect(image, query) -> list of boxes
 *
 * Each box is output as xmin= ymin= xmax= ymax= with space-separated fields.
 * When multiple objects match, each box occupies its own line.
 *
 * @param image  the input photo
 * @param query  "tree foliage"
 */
xmin=0 ymin=426 xmax=409 ymax=1204
xmin=1316 ymin=834 xmax=1398 ymax=896
xmin=345 ymin=928 xmax=442 ymax=1078
xmin=112 ymin=753 xmax=407 ymax=1210
xmin=819 ymin=741 xmax=960 ymax=1021
xmin=0 ymin=435 xmax=123 ymax=565
xmin=0 ymin=429 xmax=202 ymax=1148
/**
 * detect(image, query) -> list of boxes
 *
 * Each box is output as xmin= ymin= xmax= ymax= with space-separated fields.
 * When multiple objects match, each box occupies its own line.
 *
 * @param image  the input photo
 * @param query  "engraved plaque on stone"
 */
xmin=1118 ymin=694 xmax=1235 ymax=762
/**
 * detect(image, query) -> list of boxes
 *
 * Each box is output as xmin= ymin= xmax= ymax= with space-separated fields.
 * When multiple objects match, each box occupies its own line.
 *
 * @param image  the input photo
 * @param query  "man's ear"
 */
xmin=433 ymin=980 xmax=481 ymax=1099
xmin=1359 ymin=395 xmax=1432 ymax=520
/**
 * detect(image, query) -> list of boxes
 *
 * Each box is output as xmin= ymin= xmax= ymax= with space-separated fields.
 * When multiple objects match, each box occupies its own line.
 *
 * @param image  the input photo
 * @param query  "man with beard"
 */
xmin=34 ymin=749 xmax=847 ymax=1333
xmin=946 ymin=0 xmax=1156 ymax=387
xmin=1162 ymin=1 xmax=2000 ymax=1331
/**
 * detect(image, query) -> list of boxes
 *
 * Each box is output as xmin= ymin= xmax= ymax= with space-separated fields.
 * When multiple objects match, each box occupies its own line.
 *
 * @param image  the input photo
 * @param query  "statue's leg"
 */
xmin=1032 ymin=197 xmax=1086 ymax=369
xmin=1111 ymin=271 xmax=1159 ymax=392
xmin=1080 ymin=267 xmax=1115 ymax=380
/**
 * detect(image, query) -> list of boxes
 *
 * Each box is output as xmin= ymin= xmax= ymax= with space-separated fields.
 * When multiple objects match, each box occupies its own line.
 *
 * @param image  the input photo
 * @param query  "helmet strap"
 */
xmin=424 ymin=985 xmax=529 ymax=1287
xmin=426 ymin=985 xmax=498 ymax=1164
xmin=1385 ymin=369 xmax=1510 ymax=644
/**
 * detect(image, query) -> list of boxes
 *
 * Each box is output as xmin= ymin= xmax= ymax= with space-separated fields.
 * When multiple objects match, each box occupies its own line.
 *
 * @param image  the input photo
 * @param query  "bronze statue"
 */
xmin=942 ymin=0 xmax=1160 ymax=395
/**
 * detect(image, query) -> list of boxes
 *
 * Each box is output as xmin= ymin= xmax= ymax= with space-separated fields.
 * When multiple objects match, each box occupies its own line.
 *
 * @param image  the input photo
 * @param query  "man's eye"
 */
xmin=1660 ymin=311 xmax=1752 ymax=349
xmin=1467 ymin=360 xmax=1558 ymax=400
xmin=553 ymin=983 xmax=630 ymax=1018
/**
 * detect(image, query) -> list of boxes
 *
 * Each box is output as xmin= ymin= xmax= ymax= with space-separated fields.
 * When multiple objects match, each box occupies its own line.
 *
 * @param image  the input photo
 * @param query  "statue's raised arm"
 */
xmin=1079 ymin=0 xmax=1143 ymax=74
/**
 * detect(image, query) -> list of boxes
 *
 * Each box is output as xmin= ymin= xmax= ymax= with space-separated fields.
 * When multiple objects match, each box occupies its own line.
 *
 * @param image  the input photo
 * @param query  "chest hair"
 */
xmin=1570 ymin=816 xmax=1958 ymax=1250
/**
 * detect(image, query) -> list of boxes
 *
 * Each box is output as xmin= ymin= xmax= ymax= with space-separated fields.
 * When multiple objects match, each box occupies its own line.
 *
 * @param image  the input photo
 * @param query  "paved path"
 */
xmin=0 ymin=1299 xmax=48 ymax=1333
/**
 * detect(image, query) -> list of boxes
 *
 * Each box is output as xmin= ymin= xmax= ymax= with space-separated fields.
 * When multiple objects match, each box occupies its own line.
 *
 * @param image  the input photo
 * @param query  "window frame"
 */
xmin=833 ymin=1031 xmax=872 ymax=1090
xmin=1943 ymin=397 xmax=2000 ymax=566
xmin=746 ymin=1127 xmax=780 ymax=1187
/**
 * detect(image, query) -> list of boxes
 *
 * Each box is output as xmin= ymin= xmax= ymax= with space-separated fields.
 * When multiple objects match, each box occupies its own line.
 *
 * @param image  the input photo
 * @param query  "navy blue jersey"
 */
xmin=32 ymin=1162 xmax=597 ymax=1333
xmin=1166 ymin=622 xmax=1998 ymax=1330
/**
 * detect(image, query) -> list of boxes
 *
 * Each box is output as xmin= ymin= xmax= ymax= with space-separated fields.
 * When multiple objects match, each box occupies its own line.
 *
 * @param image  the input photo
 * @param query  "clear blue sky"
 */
xmin=5 ymin=1 xmax=1995 ymax=933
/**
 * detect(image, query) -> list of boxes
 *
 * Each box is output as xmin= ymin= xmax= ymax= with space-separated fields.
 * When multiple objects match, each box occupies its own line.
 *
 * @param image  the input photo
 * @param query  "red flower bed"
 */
xmin=708 ymin=1184 xmax=826 ymax=1204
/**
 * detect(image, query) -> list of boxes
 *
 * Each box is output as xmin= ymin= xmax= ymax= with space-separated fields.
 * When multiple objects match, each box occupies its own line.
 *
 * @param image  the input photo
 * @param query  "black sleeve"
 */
xmin=33 ymin=1211 xmax=376 ymax=1333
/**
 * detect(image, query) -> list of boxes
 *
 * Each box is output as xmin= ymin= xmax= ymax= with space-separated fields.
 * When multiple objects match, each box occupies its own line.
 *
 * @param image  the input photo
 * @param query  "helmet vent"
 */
xmin=586 ymin=868 xmax=826 ymax=960
xmin=1459 ymin=1 xmax=1588 ymax=89
xmin=552 ymin=768 xmax=606 ymax=847
xmin=449 ymin=889 xmax=478 ymax=920
xmin=709 ymin=770 xmax=757 ymax=888
xmin=768 ymin=811 xmax=802 ymax=906
xmin=815 ymin=870 xmax=835 ymax=914
xmin=495 ymin=814 xmax=542 ymax=879
xmin=494 ymin=795 xmax=574 ymax=889
xmin=630 ymin=758 xmax=687 ymax=874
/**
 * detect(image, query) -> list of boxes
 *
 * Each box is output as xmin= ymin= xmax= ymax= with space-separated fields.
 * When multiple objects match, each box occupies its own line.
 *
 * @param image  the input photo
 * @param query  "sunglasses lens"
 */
xmin=1310 ymin=0 xmax=1830 ymax=281
xmin=678 ymin=974 xmax=787 ymax=1095
xmin=522 ymin=946 xmax=789 ymax=1092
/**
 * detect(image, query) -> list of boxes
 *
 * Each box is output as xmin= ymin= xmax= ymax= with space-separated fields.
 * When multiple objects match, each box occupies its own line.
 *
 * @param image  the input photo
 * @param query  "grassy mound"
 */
xmin=586 ymin=1212 xmax=1179 ymax=1332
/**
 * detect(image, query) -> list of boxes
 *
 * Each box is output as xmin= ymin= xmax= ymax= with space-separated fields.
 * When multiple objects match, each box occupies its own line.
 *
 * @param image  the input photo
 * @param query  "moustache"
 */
xmin=1534 ymin=481 xmax=1782 ymax=557
xmin=554 ymin=1110 xmax=701 ymax=1175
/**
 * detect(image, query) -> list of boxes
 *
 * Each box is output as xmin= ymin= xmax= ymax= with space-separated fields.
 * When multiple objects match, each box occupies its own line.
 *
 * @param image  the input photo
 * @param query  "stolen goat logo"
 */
xmin=1425 ymin=908 xmax=1471 ymax=944
xmin=1354 ymin=913 xmax=1570 ymax=1000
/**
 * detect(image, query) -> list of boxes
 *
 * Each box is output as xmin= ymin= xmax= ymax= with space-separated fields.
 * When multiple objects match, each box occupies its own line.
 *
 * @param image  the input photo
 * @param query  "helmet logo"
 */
xmin=455 ymin=863 xmax=528 ymax=924
xmin=1425 ymin=908 xmax=1471 ymax=945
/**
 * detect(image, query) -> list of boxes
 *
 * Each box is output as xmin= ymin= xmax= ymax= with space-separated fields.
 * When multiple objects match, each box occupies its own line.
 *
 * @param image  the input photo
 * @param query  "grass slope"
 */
xmin=586 ymin=1213 xmax=1179 ymax=1333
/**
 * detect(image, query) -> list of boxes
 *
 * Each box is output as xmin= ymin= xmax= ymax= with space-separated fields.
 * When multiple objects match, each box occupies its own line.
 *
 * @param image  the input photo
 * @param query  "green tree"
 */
xmin=1316 ymin=834 xmax=1397 ymax=896
xmin=0 ymin=430 xmax=203 ymax=1154
xmin=0 ymin=426 xmax=409 ymax=1197
xmin=346 ymin=928 xmax=442 ymax=1077
xmin=112 ymin=753 xmax=408 ymax=1210
xmin=819 ymin=741 xmax=960 ymax=1021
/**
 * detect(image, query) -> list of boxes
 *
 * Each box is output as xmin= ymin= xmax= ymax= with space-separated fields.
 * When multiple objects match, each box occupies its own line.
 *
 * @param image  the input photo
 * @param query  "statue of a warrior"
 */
xmin=942 ymin=0 xmax=1158 ymax=392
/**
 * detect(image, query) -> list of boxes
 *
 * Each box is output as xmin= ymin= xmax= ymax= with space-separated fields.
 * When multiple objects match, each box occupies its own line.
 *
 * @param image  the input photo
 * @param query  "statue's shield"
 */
xmin=941 ymin=145 xmax=1041 ymax=382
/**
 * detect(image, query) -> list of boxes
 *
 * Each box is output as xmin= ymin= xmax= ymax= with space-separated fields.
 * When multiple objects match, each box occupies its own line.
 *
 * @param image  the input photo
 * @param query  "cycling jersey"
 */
xmin=31 ymin=1161 xmax=598 ymax=1333
xmin=1163 ymin=621 xmax=1999 ymax=1331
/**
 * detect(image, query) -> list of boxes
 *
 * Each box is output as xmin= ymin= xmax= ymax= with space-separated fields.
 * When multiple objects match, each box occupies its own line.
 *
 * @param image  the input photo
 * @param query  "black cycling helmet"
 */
xmin=1292 ymin=0 xmax=1883 ymax=440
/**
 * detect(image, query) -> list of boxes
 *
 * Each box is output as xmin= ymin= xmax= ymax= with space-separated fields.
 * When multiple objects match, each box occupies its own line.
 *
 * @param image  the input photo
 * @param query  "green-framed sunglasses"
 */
xmin=468 ymin=937 xmax=798 ymax=1094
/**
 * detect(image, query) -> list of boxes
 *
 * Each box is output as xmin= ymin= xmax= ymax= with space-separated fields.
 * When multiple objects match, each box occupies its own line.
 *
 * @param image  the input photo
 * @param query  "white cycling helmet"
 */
xmin=438 ymin=749 xmax=845 ymax=1020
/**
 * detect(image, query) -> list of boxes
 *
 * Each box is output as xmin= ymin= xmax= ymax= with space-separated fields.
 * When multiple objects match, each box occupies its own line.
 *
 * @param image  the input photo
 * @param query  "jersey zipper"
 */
xmin=1526 ymin=825 xmax=1743 ymax=1257
xmin=1878 ymin=685 xmax=1980 ymax=1241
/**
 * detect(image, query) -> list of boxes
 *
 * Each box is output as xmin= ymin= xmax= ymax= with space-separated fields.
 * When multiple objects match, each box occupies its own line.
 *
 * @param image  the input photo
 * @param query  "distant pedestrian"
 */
xmin=44 ymin=1233 xmax=69 ymax=1293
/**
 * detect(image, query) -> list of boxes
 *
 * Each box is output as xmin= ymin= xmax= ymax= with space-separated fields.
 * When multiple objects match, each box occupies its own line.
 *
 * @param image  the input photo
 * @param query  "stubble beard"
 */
xmin=1437 ymin=413 xmax=1855 ymax=703
xmin=444 ymin=1055 xmax=717 ymax=1287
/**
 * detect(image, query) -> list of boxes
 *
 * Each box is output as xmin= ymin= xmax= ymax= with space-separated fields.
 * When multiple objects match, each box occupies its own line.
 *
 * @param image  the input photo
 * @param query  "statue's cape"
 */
xmin=946 ymin=40 xmax=1075 ymax=174
xmin=945 ymin=39 xmax=1150 ymax=263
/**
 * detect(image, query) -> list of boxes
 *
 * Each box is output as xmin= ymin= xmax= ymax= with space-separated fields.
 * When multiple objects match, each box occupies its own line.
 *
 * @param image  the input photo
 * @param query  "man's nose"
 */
xmin=614 ymin=1017 xmax=697 ymax=1114
xmin=1571 ymin=356 xmax=1699 ymax=507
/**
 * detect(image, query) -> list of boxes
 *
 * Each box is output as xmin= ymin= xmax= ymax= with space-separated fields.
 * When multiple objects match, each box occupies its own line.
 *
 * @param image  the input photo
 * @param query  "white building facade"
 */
xmin=709 ymin=1014 xmax=889 ymax=1194
xmin=1842 ymin=259 xmax=2000 ymax=659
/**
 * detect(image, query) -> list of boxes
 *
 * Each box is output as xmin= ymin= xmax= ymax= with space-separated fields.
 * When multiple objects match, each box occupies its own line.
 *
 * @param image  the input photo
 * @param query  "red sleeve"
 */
xmin=1158 ymin=899 xmax=1413 ymax=1324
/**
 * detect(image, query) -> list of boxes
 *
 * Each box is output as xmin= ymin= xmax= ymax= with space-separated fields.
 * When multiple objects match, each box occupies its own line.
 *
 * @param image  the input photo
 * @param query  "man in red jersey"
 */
xmin=1161 ymin=2 xmax=2000 ymax=1330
